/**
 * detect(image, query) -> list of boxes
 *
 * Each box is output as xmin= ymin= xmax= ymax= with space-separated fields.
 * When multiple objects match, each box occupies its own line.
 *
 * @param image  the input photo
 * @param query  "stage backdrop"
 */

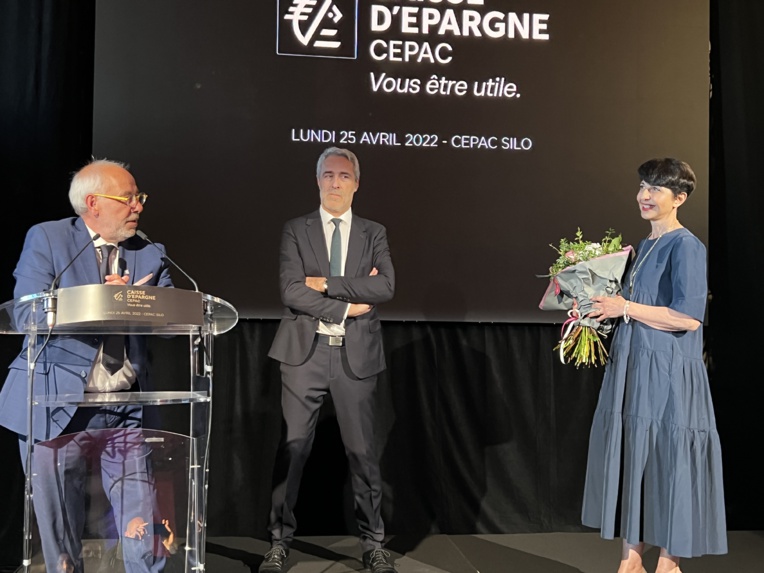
xmin=5 ymin=2 xmax=764 ymax=568
xmin=92 ymin=0 xmax=709 ymax=322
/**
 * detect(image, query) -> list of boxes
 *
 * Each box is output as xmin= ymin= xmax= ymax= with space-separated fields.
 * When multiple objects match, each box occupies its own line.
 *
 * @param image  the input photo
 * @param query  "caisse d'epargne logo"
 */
xmin=277 ymin=0 xmax=358 ymax=59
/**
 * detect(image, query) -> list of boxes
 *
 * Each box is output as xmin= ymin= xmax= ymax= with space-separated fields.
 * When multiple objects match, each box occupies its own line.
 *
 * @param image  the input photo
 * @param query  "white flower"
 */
xmin=583 ymin=243 xmax=601 ymax=255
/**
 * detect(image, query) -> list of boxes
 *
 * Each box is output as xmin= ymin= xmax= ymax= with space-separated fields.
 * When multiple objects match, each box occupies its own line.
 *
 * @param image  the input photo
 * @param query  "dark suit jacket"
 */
xmin=0 ymin=217 xmax=173 ymax=441
xmin=268 ymin=210 xmax=394 ymax=379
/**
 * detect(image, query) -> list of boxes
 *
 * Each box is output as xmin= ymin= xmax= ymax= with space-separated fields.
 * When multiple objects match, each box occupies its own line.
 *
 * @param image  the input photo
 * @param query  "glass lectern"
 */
xmin=0 ymin=284 xmax=238 ymax=572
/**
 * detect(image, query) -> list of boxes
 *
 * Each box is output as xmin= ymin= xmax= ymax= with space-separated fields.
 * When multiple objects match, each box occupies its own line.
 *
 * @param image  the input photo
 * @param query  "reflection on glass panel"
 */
xmin=29 ymin=428 xmax=199 ymax=572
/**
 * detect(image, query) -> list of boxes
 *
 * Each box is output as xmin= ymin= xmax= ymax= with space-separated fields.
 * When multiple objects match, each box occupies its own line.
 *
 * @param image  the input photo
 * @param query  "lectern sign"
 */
xmin=57 ymin=284 xmax=204 ymax=327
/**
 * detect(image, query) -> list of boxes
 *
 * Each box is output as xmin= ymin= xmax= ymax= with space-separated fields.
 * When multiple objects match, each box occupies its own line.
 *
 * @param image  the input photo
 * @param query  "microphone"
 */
xmin=136 ymin=230 xmax=199 ymax=292
xmin=45 ymin=233 xmax=101 ymax=328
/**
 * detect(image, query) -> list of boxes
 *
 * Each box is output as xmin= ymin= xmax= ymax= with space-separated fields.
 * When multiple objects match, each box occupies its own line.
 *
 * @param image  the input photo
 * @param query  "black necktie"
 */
xmin=329 ymin=218 xmax=342 ymax=277
xmin=99 ymin=244 xmax=123 ymax=375
xmin=99 ymin=244 xmax=115 ymax=281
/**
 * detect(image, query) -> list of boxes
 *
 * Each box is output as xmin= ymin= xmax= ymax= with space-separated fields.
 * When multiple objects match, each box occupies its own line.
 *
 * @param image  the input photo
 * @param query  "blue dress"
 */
xmin=581 ymin=228 xmax=727 ymax=557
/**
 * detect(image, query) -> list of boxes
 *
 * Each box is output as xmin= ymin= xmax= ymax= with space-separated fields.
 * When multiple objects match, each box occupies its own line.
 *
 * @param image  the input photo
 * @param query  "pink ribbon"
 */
xmin=560 ymin=300 xmax=580 ymax=336
xmin=561 ymin=307 xmax=580 ymax=337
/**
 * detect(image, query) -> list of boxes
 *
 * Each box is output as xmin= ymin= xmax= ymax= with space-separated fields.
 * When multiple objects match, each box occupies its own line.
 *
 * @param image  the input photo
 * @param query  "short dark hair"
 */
xmin=637 ymin=158 xmax=696 ymax=198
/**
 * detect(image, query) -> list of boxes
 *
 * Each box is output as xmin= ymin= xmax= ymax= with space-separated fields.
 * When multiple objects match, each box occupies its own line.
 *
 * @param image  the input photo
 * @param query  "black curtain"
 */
xmin=1 ymin=0 xmax=763 ymax=568
xmin=0 ymin=0 xmax=96 ymax=565
xmin=195 ymin=321 xmax=602 ymax=541
xmin=706 ymin=0 xmax=764 ymax=534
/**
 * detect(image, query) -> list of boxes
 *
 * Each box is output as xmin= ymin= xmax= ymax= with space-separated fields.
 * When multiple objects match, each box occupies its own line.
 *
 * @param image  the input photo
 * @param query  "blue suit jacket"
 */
xmin=0 ymin=217 xmax=173 ymax=441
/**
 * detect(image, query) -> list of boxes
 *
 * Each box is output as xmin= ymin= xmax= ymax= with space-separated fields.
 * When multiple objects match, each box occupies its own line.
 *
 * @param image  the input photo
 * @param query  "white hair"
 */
xmin=68 ymin=158 xmax=129 ymax=214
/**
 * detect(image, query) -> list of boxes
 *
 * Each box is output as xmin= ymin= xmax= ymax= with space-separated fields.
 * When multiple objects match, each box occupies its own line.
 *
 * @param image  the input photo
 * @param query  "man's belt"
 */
xmin=318 ymin=334 xmax=345 ymax=347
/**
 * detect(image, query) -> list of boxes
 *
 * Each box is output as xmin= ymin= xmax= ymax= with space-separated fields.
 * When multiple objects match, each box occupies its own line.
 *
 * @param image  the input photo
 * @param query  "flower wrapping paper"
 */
xmin=539 ymin=246 xmax=633 ymax=335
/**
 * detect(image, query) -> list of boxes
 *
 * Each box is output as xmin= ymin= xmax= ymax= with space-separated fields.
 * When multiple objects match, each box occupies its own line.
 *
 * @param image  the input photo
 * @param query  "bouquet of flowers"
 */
xmin=539 ymin=228 xmax=632 ymax=367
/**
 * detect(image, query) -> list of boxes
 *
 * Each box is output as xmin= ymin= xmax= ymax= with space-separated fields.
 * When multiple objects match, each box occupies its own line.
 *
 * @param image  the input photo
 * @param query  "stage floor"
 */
xmin=204 ymin=531 xmax=763 ymax=573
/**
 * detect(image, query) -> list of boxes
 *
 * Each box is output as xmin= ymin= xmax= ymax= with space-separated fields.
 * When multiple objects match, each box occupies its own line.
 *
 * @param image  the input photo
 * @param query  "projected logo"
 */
xmin=277 ymin=0 xmax=358 ymax=59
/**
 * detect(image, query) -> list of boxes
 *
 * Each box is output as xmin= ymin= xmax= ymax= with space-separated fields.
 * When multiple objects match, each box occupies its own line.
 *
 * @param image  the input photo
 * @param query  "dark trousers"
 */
xmin=268 ymin=336 xmax=385 ymax=552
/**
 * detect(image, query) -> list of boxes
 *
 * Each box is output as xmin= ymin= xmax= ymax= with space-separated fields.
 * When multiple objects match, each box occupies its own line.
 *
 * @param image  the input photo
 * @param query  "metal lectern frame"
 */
xmin=0 ymin=284 xmax=238 ymax=572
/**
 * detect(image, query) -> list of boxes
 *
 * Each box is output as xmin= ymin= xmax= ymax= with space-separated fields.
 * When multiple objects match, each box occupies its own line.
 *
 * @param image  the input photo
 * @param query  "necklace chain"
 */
xmin=628 ymin=228 xmax=675 ymax=293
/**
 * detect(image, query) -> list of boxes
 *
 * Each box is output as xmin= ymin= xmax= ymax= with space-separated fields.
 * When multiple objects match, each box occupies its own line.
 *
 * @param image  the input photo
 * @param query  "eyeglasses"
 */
xmin=92 ymin=193 xmax=148 ymax=207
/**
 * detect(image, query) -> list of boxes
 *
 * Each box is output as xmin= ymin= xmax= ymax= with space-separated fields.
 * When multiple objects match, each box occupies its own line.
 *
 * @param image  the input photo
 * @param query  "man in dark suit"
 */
xmin=0 ymin=159 xmax=173 ymax=572
xmin=261 ymin=147 xmax=395 ymax=573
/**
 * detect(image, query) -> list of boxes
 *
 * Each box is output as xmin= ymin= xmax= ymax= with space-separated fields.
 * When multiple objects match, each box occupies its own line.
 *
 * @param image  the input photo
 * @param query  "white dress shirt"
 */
xmin=84 ymin=225 xmax=136 ymax=392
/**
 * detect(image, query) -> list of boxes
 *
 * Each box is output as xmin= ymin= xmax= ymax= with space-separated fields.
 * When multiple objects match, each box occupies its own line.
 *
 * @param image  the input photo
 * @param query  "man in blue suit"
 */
xmin=261 ymin=148 xmax=395 ymax=573
xmin=0 ymin=159 xmax=173 ymax=572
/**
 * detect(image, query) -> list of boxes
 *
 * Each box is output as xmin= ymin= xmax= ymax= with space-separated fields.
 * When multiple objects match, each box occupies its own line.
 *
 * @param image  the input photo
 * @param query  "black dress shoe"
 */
xmin=259 ymin=545 xmax=289 ymax=573
xmin=363 ymin=548 xmax=395 ymax=573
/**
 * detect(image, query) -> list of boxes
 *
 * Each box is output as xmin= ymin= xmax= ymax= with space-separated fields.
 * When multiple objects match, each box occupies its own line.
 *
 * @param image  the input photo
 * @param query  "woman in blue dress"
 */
xmin=583 ymin=158 xmax=727 ymax=573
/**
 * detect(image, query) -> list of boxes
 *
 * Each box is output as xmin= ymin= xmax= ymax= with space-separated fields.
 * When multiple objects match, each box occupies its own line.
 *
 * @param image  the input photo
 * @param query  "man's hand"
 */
xmin=161 ymin=519 xmax=177 ymax=553
xmin=305 ymin=276 xmax=327 ymax=292
xmin=348 ymin=303 xmax=372 ymax=317
xmin=104 ymin=273 xmax=130 ymax=286
xmin=124 ymin=517 xmax=148 ymax=539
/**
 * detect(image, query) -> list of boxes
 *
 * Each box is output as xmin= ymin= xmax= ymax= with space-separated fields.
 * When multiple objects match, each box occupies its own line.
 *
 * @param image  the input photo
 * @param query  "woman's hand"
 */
xmin=590 ymin=295 xmax=701 ymax=332
xmin=590 ymin=295 xmax=627 ymax=322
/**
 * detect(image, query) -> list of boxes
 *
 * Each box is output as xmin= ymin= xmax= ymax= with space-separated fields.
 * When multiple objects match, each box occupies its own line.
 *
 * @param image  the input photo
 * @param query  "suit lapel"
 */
xmin=306 ymin=211 xmax=331 ymax=277
xmin=71 ymin=218 xmax=102 ymax=285
xmin=119 ymin=244 xmax=133 ymax=281
xmin=345 ymin=215 xmax=365 ymax=278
